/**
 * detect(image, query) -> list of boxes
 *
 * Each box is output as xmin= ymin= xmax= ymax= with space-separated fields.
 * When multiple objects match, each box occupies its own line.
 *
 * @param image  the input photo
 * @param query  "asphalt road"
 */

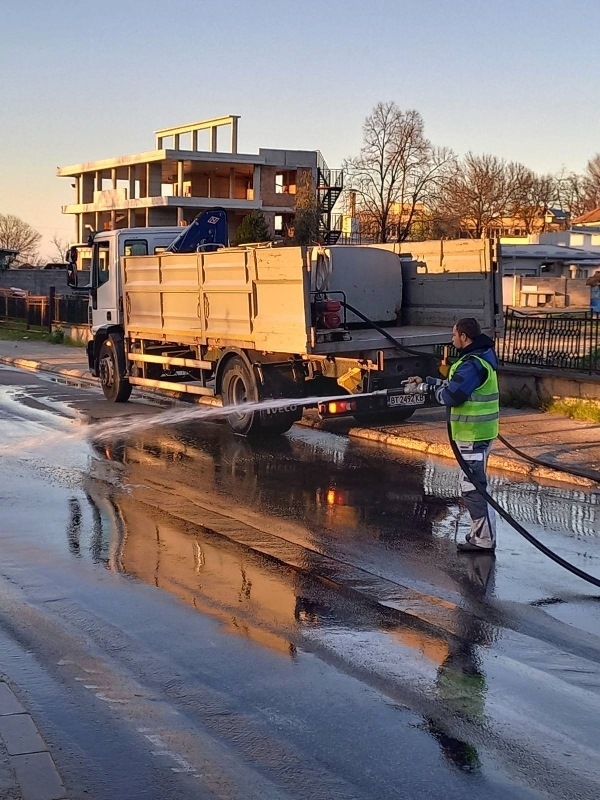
xmin=1 ymin=365 xmax=600 ymax=799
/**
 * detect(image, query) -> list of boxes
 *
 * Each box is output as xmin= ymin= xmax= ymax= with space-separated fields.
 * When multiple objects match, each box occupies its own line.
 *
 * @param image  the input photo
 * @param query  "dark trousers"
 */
xmin=455 ymin=440 xmax=496 ymax=548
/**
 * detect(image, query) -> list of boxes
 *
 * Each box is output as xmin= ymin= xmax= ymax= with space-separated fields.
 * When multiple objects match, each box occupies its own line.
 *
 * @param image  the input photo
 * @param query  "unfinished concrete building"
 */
xmin=57 ymin=115 xmax=342 ymax=244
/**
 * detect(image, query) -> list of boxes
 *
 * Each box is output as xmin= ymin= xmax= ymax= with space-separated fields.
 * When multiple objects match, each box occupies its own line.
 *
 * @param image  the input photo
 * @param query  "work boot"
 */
xmin=457 ymin=534 xmax=495 ymax=554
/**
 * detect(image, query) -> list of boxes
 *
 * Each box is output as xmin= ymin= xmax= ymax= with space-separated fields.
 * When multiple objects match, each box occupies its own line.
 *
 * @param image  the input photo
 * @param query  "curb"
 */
xmin=1 ymin=354 xmax=595 ymax=488
xmin=0 ymin=355 xmax=98 ymax=389
xmin=0 ymin=680 xmax=66 ymax=800
xmin=350 ymin=426 xmax=595 ymax=487
xmin=299 ymin=415 xmax=597 ymax=489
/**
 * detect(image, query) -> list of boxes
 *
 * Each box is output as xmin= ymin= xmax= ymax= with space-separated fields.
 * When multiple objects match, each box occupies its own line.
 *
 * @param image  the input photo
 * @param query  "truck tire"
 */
xmin=221 ymin=356 xmax=262 ymax=435
xmin=260 ymin=414 xmax=298 ymax=437
xmin=98 ymin=339 xmax=132 ymax=403
xmin=221 ymin=356 xmax=298 ymax=437
xmin=353 ymin=408 xmax=416 ymax=426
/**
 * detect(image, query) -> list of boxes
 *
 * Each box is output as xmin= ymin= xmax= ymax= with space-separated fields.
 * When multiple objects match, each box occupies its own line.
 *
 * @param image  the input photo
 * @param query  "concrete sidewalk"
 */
xmin=0 ymin=680 xmax=66 ymax=800
xmin=0 ymin=339 xmax=96 ymax=386
xmin=0 ymin=337 xmax=599 ymax=488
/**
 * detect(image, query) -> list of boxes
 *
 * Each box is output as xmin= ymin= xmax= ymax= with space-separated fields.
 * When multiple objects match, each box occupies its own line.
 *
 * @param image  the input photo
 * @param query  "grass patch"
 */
xmin=543 ymin=397 xmax=600 ymax=423
xmin=47 ymin=328 xmax=64 ymax=344
xmin=0 ymin=325 xmax=50 ymax=341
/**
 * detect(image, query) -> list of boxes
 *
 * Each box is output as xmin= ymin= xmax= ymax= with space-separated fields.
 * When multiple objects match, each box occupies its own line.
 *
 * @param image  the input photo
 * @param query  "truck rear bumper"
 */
xmin=317 ymin=388 xmax=435 ymax=419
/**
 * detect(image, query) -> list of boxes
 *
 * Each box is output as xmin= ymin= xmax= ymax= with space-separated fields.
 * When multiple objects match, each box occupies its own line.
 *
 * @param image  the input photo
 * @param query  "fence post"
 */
xmin=594 ymin=313 xmax=597 ymax=373
xmin=48 ymin=286 xmax=55 ymax=333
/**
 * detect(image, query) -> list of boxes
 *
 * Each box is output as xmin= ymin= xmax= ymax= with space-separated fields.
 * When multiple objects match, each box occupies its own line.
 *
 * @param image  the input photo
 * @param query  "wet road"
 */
xmin=1 ymin=365 xmax=600 ymax=799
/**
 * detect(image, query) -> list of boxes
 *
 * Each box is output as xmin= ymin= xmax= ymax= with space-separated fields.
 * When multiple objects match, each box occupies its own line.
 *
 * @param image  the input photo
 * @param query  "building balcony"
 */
xmin=61 ymin=195 xmax=268 ymax=215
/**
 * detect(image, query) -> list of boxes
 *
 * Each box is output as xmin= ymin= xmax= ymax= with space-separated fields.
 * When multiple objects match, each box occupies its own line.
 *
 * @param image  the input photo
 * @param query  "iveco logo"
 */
xmin=265 ymin=405 xmax=298 ymax=415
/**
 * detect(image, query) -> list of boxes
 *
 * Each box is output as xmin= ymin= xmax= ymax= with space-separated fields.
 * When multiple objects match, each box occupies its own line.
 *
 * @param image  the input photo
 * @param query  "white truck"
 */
xmin=67 ymin=228 xmax=501 ymax=436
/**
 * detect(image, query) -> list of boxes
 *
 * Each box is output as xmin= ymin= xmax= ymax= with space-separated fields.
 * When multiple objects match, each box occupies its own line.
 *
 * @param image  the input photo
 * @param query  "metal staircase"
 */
xmin=317 ymin=153 xmax=343 ymax=245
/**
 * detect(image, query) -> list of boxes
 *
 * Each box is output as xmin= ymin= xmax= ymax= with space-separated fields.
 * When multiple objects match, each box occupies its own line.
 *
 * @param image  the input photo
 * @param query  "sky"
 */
xmin=1 ymin=0 xmax=599 ymax=259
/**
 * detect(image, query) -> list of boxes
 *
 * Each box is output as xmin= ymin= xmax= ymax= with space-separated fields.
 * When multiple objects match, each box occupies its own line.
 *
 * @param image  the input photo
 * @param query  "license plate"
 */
xmin=387 ymin=393 xmax=426 ymax=408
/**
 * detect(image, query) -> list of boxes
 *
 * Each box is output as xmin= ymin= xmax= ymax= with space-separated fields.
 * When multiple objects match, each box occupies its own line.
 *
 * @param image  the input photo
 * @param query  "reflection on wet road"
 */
xmin=0 ymin=368 xmax=600 ymax=799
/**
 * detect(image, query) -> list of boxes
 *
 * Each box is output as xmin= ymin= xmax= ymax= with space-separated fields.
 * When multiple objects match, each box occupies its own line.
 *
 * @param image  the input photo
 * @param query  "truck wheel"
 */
xmin=353 ymin=408 xmax=416 ymax=426
xmin=98 ymin=339 xmax=132 ymax=403
xmin=221 ymin=357 xmax=299 ymax=437
xmin=221 ymin=356 xmax=262 ymax=435
xmin=259 ymin=415 xmax=297 ymax=437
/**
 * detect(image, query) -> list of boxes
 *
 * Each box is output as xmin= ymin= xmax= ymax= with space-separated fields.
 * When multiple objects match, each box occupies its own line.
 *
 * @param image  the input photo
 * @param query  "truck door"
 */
xmin=90 ymin=238 xmax=119 ymax=330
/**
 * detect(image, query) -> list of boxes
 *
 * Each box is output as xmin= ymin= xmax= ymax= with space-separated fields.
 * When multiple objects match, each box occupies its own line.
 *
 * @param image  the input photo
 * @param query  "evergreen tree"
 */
xmin=293 ymin=207 xmax=321 ymax=246
xmin=232 ymin=210 xmax=272 ymax=245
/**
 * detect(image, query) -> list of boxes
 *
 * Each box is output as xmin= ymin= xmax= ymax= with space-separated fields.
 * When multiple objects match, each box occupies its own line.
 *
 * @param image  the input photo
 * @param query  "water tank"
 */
xmin=310 ymin=246 xmax=404 ymax=324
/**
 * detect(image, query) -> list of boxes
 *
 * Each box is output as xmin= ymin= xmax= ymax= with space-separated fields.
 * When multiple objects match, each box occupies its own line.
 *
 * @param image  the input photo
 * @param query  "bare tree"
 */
xmin=440 ymin=153 xmax=515 ymax=238
xmin=555 ymin=169 xmax=589 ymax=219
xmin=554 ymin=157 xmax=600 ymax=220
xmin=393 ymin=144 xmax=456 ymax=241
xmin=50 ymin=234 xmax=69 ymax=263
xmin=535 ymin=173 xmax=559 ymax=231
xmin=414 ymin=205 xmax=462 ymax=240
xmin=582 ymin=154 xmax=600 ymax=212
xmin=343 ymin=102 xmax=455 ymax=243
xmin=0 ymin=214 xmax=42 ymax=264
xmin=509 ymin=167 xmax=558 ymax=234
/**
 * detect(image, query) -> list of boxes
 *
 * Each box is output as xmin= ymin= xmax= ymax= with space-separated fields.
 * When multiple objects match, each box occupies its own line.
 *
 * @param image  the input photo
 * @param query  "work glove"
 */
xmin=403 ymin=376 xmax=422 ymax=394
xmin=403 ymin=376 xmax=444 ymax=396
xmin=404 ymin=382 xmax=428 ymax=395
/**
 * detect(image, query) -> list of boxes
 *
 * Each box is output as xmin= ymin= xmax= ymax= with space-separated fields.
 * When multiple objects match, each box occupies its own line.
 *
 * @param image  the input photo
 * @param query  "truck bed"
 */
xmin=122 ymin=240 xmax=499 ymax=357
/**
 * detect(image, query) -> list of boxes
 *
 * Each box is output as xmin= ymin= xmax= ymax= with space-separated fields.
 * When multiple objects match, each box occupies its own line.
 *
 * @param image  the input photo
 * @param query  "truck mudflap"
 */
xmin=317 ymin=388 xmax=433 ymax=419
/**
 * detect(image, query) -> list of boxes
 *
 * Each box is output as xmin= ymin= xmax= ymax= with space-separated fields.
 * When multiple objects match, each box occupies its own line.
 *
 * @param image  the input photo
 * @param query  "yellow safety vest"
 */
xmin=448 ymin=355 xmax=499 ymax=442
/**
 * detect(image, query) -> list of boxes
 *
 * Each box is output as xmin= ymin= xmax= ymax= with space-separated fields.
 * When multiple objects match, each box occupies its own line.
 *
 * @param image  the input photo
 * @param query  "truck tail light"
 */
xmin=324 ymin=400 xmax=357 ymax=414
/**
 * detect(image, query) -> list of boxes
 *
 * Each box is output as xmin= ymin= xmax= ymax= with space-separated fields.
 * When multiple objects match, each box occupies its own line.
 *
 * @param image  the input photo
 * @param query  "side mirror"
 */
xmin=66 ymin=247 xmax=78 ymax=287
xmin=66 ymin=265 xmax=78 ymax=288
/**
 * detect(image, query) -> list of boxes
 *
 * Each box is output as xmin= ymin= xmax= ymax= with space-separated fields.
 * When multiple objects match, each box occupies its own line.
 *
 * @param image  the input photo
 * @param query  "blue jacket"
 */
xmin=428 ymin=335 xmax=498 ymax=407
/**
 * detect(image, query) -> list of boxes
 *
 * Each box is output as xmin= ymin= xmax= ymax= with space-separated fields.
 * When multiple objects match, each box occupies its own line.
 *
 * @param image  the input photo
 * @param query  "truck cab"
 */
xmin=72 ymin=227 xmax=183 ymax=332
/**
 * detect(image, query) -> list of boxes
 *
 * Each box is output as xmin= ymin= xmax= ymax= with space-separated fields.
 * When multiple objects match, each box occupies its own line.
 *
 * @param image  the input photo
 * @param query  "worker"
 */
xmin=405 ymin=317 xmax=499 ymax=553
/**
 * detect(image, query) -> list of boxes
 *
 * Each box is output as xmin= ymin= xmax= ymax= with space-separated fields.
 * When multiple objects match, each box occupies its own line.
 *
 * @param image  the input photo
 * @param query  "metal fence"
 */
xmin=0 ymin=290 xmax=89 ymax=330
xmin=55 ymin=294 xmax=89 ymax=325
xmin=498 ymin=308 xmax=600 ymax=374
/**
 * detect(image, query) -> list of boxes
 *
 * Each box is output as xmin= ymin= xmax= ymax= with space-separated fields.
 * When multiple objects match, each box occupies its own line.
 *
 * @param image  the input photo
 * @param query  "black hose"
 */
xmin=340 ymin=301 xmax=428 ymax=358
xmin=497 ymin=433 xmax=600 ymax=485
xmin=447 ymin=411 xmax=600 ymax=588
